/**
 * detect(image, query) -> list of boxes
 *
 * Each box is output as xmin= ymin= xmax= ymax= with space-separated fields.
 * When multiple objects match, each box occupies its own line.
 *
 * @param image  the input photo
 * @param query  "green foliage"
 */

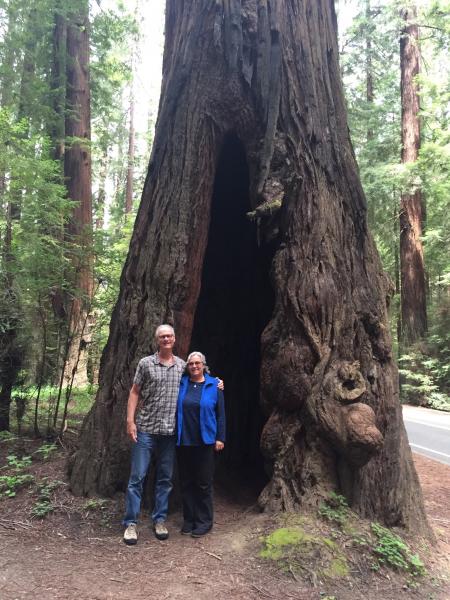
xmin=1 ymin=450 xmax=31 ymax=492
xmin=318 ymin=492 xmax=349 ymax=526
xmin=0 ymin=0 xmax=159 ymax=444
xmin=399 ymin=350 xmax=450 ymax=410
xmin=83 ymin=498 xmax=108 ymax=511
xmin=31 ymin=478 xmax=63 ymax=518
xmin=36 ymin=478 xmax=63 ymax=500
xmin=34 ymin=443 xmax=57 ymax=460
xmin=371 ymin=523 xmax=426 ymax=576
xmin=91 ymin=217 xmax=134 ymax=353
xmin=9 ymin=385 xmax=95 ymax=432
xmin=0 ymin=452 xmax=34 ymax=497
xmin=340 ymin=0 xmax=450 ymax=403
xmin=0 ymin=473 xmax=34 ymax=497
xmin=6 ymin=454 xmax=32 ymax=470
xmin=31 ymin=499 xmax=53 ymax=518
xmin=398 ymin=295 xmax=450 ymax=410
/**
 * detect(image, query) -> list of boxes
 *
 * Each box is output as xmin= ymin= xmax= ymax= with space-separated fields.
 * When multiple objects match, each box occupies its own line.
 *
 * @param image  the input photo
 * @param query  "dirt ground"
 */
xmin=0 ymin=443 xmax=449 ymax=600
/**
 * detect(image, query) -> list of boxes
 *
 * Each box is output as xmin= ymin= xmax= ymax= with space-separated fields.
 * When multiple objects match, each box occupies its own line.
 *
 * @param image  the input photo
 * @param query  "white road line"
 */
xmin=410 ymin=443 xmax=450 ymax=460
xmin=404 ymin=419 xmax=450 ymax=432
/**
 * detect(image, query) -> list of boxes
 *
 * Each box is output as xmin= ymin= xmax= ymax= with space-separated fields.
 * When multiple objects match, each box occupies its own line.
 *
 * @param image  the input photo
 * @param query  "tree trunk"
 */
xmin=124 ymin=86 xmax=135 ymax=215
xmin=64 ymin=0 xmax=93 ymax=387
xmin=0 ymin=203 xmax=21 ymax=431
xmin=70 ymin=0 xmax=429 ymax=534
xmin=399 ymin=5 xmax=426 ymax=344
xmin=95 ymin=144 xmax=108 ymax=230
xmin=365 ymin=0 xmax=374 ymax=142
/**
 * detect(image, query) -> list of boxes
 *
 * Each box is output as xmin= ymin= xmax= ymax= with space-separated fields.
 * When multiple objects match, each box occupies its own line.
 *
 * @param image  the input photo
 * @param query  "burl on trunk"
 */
xmin=69 ymin=0 xmax=428 ymax=534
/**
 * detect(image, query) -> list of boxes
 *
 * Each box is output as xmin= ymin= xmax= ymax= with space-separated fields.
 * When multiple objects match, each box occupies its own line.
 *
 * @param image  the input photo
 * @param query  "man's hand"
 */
xmin=126 ymin=383 xmax=140 ymax=443
xmin=217 ymin=378 xmax=224 ymax=391
xmin=215 ymin=441 xmax=224 ymax=452
xmin=127 ymin=421 xmax=137 ymax=443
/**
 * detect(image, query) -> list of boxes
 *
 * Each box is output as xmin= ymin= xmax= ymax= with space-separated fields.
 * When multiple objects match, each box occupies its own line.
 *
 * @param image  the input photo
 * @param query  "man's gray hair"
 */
xmin=186 ymin=351 xmax=210 ymax=374
xmin=154 ymin=324 xmax=175 ymax=342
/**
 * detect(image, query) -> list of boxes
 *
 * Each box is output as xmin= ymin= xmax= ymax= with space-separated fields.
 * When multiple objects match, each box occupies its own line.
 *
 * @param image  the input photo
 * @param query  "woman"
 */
xmin=176 ymin=351 xmax=225 ymax=537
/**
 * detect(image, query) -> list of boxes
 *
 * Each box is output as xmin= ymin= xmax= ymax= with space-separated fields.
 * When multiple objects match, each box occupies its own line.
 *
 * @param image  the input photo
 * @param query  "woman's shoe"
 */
xmin=191 ymin=526 xmax=212 ymax=538
xmin=180 ymin=522 xmax=193 ymax=535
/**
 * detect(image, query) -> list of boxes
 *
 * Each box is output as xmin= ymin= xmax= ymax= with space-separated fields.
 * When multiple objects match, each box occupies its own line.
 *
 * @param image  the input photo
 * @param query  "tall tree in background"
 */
xmin=50 ymin=1 xmax=67 ymax=163
xmin=0 ymin=2 xmax=42 ymax=429
xmin=399 ymin=4 xmax=426 ymax=344
xmin=365 ymin=0 xmax=374 ymax=142
xmin=0 ymin=0 xmax=144 ymax=431
xmin=70 ymin=0 xmax=428 ymax=533
xmin=339 ymin=0 xmax=449 ymax=409
xmin=63 ymin=0 xmax=93 ymax=387
xmin=124 ymin=16 xmax=137 ymax=217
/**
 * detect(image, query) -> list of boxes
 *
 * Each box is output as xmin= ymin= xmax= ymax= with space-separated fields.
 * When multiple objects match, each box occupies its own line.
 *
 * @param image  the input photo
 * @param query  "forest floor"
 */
xmin=0 ymin=435 xmax=449 ymax=600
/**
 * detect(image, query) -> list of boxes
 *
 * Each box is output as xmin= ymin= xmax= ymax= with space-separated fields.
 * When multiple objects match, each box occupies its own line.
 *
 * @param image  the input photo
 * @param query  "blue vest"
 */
xmin=177 ymin=374 xmax=219 ymax=445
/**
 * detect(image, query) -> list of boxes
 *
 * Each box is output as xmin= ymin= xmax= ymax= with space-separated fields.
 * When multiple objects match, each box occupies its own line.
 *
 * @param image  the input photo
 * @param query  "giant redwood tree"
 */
xmin=70 ymin=0 xmax=428 ymax=533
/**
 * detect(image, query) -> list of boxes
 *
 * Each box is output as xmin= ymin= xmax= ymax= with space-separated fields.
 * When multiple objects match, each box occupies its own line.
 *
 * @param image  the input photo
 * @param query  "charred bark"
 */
xmin=399 ymin=5 xmax=426 ymax=344
xmin=70 ymin=0 xmax=429 ymax=534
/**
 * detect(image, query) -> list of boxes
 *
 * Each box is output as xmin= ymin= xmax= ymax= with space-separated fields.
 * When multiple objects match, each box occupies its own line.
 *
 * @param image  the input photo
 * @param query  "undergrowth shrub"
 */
xmin=370 ymin=523 xmax=426 ymax=576
xmin=318 ymin=492 xmax=349 ymax=526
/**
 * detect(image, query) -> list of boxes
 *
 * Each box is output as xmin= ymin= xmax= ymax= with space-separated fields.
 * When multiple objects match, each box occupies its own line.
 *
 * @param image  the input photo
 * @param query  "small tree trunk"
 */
xmin=399 ymin=5 xmax=426 ymax=344
xmin=0 ymin=203 xmax=21 ymax=431
xmin=95 ymin=145 xmax=108 ymax=230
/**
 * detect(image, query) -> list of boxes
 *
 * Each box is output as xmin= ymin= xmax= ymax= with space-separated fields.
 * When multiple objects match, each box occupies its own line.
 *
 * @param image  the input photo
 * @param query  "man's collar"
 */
xmin=153 ymin=352 xmax=180 ymax=365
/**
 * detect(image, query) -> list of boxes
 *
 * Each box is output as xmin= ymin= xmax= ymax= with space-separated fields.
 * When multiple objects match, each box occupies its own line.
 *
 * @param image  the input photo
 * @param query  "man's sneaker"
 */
xmin=153 ymin=521 xmax=169 ymax=540
xmin=123 ymin=523 xmax=138 ymax=545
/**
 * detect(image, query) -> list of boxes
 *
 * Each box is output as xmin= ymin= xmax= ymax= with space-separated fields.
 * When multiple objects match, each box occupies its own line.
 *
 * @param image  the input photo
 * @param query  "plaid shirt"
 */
xmin=134 ymin=353 xmax=186 ymax=435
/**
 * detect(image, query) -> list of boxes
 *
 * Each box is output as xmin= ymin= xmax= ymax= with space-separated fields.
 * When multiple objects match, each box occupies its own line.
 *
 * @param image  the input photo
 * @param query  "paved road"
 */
xmin=402 ymin=405 xmax=450 ymax=466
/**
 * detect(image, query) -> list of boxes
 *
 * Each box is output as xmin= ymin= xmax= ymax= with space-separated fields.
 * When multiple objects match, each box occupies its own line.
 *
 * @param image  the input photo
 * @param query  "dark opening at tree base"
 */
xmin=191 ymin=134 xmax=275 ymax=495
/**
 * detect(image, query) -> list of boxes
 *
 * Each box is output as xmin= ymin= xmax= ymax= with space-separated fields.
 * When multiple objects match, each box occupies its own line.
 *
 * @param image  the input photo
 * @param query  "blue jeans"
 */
xmin=123 ymin=431 xmax=176 ymax=526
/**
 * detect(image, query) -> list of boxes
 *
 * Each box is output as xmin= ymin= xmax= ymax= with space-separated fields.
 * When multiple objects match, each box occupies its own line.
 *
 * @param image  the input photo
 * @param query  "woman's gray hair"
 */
xmin=185 ymin=351 xmax=210 ymax=374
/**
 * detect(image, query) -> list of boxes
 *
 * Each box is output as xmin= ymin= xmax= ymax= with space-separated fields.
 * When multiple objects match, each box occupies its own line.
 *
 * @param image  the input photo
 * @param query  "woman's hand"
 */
xmin=217 ymin=378 xmax=224 ymax=391
xmin=215 ymin=441 xmax=224 ymax=452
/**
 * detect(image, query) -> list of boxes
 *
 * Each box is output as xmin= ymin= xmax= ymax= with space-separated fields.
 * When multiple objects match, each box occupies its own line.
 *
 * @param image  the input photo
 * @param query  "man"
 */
xmin=122 ymin=324 xmax=222 ymax=545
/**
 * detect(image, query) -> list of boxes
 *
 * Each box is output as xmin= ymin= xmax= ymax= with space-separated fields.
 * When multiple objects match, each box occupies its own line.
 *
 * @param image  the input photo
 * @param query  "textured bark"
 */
xmin=399 ymin=6 xmax=426 ymax=343
xmin=70 ymin=0 xmax=429 ymax=534
xmin=64 ymin=1 xmax=93 ymax=387
xmin=124 ymin=87 xmax=135 ymax=215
